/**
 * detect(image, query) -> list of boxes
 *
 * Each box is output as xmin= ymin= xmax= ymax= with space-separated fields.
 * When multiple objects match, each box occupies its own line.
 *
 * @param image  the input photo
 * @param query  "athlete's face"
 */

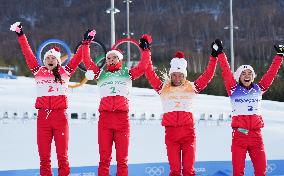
xmin=239 ymin=69 xmax=253 ymax=87
xmin=170 ymin=72 xmax=185 ymax=86
xmin=106 ymin=53 xmax=120 ymax=66
xmin=44 ymin=55 xmax=58 ymax=70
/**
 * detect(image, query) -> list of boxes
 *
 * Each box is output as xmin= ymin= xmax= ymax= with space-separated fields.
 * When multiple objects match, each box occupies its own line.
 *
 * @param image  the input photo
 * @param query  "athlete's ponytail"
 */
xmin=52 ymin=64 xmax=63 ymax=84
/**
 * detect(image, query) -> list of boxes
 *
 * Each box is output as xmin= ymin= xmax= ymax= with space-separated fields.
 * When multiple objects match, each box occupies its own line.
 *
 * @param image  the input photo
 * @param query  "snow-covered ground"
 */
xmin=0 ymin=77 xmax=284 ymax=171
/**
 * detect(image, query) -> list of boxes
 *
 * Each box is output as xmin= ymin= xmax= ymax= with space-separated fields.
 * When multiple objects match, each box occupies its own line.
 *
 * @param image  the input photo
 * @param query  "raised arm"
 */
xmin=79 ymin=30 xmax=101 ymax=80
xmin=213 ymin=39 xmax=237 ymax=96
xmin=218 ymin=53 xmax=237 ymax=96
xmin=194 ymin=56 xmax=217 ymax=93
xmin=145 ymin=60 xmax=163 ymax=94
xmin=258 ymin=45 xmax=284 ymax=92
xmin=129 ymin=50 xmax=151 ymax=80
xmin=65 ymin=30 xmax=97 ymax=76
xmin=64 ymin=45 xmax=83 ymax=76
xmin=11 ymin=22 xmax=40 ymax=74
xmin=129 ymin=34 xmax=152 ymax=80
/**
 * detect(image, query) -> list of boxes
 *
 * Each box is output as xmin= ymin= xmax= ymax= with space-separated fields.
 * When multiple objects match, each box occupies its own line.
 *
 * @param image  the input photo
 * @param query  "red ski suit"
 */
xmin=145 ymin=56 xmax=218 ymax=176
xmin=83 ymin=48 xmax=151 ymax=176
xmin=218 ymin=52 xmax=283 ymax=176
xmin=18 ymin=35 xmax=85 ymax=176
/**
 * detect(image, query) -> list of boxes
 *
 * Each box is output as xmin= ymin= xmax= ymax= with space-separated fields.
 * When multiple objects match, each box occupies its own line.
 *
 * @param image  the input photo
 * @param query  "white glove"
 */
xmin=85 ymin=70 xmax=95 ymax=80
xmin=88 ymin=30 xmax=96 ymax=37
xmin=213 ymin=43 xmax=218 ymax=51
xmin=10 ymin=22 xmax=21 ymax=32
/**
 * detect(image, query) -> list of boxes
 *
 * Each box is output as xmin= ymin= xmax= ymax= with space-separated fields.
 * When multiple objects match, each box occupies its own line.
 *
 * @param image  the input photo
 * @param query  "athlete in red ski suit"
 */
xmin=214 ymin=39 xmax=284 ymax=176
xmin=82 ymin=34 xmax=152 ymax=176
xmin=144 ymin=43 xmax=218 ymax=176
xmin=13 ymin=22 xmax=93 ymax=176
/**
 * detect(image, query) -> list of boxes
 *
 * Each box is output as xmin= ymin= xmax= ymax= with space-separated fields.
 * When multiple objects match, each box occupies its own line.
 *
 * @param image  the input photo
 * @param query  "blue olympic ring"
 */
xmin=36 ymin=39 xmax=72 ymax=66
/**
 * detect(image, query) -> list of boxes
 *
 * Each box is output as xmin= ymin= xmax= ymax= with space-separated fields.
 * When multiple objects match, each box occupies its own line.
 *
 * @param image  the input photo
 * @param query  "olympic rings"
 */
xmin=68 ymin=77 xmax=88 ymax=89
xmin=76 ymin=39 xmax=107 ymax=72
xmin=36 ymin=39 xmax=72 ymax=66
xmin=111 ymin=38 xmax=141 ymax=51
xmin=266 ymin=163 xmax=277 ymax=173
xmin=111 ymin=38 xmax=142 ymax=68
xmin=59 ymin=54 xmax=87 ymax=89
xmin=145 ymin=166 xmax=165 ymax=176
xmin=66 ymin=39 xmax=106 ymax=88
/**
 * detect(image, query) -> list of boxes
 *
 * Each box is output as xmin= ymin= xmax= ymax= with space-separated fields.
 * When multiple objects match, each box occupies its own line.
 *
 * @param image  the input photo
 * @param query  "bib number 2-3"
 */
xmin=247 ymin=106 xmax=253 ymax=111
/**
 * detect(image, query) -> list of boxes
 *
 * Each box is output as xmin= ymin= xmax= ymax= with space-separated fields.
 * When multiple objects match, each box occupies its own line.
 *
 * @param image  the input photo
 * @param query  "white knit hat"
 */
xmin=106 ymin=49 xmax=123 ymax=60
xmin=169 ymin=51 xmax=187 ymax=77
xmin=234 ymin=65 xmax=256 ymax=82
xmin=43 ymin=46 xmax=61 ymax=65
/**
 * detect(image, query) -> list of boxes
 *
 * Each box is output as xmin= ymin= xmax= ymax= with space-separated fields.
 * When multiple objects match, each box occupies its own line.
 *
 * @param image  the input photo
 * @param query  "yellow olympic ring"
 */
xmin=60 ymin=54 xmax=88 ymax=89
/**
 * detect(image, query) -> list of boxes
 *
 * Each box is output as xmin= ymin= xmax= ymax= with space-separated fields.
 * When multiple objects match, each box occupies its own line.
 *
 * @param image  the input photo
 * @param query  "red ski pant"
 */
xmin=165 ymin=126 xmax=196 ymax=176
xmin=98 ymin=111 xmax=130 ymax=176
xmin=232 ymin=129 xmax=266 ymax=176
xmin=37 ymin=109 xmax=70 ymax=176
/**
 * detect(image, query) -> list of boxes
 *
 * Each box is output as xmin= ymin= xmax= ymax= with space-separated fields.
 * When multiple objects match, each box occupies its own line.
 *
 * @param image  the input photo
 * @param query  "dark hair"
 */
xmin=52 ymin=65 xmax=63 ymax=84
xmin=239 ymin=80 xmax=253 ymax=90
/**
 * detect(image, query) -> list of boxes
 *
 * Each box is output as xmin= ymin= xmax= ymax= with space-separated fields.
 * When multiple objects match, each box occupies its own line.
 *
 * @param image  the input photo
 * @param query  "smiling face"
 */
xmin=44 ymin=55 xmax=58 ymax=70
xmin=239 ymin=69 xmax=254 ymax=88
xmin=106 ymin=53 xmax=120 ymax=66
xmin=170 ymin=72 xmax=185 ymax=86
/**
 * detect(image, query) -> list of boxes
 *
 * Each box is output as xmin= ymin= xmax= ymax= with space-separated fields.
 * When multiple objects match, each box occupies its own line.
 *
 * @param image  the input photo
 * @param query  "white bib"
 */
xmin=160 ymin=81 xmax=197 ymax=113
xmin=230 ymin=84 xmax=262 ymax=116
xmin=97 ymin=66 xmax=132 ymax=98
xmin=35 ymin=67 xmax=69 ymax=97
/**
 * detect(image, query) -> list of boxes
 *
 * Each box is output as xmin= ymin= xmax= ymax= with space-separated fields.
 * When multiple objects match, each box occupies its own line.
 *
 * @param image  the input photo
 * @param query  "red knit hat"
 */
xmin=43 ymin=46 xmax=62 ymax=65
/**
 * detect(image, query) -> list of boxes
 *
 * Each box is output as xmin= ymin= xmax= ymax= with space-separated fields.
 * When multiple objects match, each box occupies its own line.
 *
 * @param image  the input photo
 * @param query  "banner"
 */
xmin=0 ymin=160 xmax=283 ymax=176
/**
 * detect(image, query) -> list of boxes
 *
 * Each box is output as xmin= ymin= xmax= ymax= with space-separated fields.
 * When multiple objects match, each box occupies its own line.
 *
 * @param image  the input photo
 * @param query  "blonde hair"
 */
xmin=158 ymin=67 xmax=186 ymax=87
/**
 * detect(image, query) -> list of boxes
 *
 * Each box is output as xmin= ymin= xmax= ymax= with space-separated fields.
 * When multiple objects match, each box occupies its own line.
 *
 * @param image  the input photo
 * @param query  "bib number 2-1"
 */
xmin=48 ymin=86 xmax=59 ymax=92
